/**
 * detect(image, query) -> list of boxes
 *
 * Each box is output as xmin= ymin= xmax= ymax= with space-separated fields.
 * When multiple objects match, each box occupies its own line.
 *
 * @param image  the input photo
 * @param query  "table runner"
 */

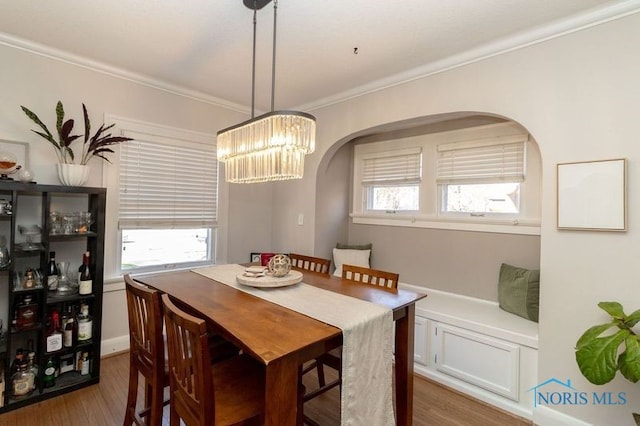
xmin=193 ymin=264 xmax=395 ymax=426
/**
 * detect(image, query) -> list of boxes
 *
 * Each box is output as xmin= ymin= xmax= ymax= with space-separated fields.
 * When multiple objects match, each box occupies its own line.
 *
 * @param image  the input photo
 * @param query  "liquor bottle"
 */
xmin=80 ymin=352 xmax=90 ymax=376
xmin=9 ymin=348 xmax=24 ymax=376
xmin=45 ymin=310 xmax=63 ymax=353
xmin=10 ymin=359 xmax=35 ymax=398
xmin=47 ymin=251 xmax=60 ymax=291
xmin=42 ymin=357 xmax=56 ymax=388
xmin=77 ymin=304 xmax=93 ymax=342
xmin=63 ymin=305 xmax=77 ymax=348
xmin=26 ymin=352 xmax=38 ymax=392
xmin=16 ymin=295 xmax=38 ymax=330
xmin=78 ymin=252 xmax=92 ymax=295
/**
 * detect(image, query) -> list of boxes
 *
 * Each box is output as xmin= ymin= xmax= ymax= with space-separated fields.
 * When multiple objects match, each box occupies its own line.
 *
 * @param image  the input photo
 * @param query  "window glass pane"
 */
xmin=443 ymin=183 xmax=520 ymax=214
xmin=368 ymin=185 xmax=419 ymax=211
xmin=121 ymin=228 xmax=211 ymax=271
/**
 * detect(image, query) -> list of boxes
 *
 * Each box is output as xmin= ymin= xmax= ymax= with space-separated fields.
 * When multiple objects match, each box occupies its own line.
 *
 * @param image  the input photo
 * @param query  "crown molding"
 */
xmin=297 ymin=0 xmax=640 ymax=112
xmin=0 ymin=32 xmax=250 ymax=115
xmin=1 ymin=1 xmax=639 ymax=115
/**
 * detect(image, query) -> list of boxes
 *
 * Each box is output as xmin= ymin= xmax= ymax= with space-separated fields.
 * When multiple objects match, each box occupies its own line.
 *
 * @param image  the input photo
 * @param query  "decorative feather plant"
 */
xmin=21 ymin=101 xmax=132 ymax=165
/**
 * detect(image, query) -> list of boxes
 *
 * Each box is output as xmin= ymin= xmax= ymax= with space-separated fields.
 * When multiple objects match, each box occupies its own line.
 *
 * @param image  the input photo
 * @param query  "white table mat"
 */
xmin=193 ymin=264 xmax=395 ymax=426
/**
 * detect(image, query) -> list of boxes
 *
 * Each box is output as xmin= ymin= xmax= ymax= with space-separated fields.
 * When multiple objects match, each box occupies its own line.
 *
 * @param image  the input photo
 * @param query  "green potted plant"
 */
xmin=575 ymin=301 xmax=640 ymax=423
xmin=21 ymin=101 xmax=132 ymax=185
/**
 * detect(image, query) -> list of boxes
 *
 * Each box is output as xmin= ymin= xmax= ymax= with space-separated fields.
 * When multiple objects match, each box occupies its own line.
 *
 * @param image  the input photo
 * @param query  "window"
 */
xmin=351 ymin=122 xmax=540 ymax=234
xmin=361 ymin=148 xmax=422 ymax=212
xmin=118 ymin=132 xmax=217 ymax=273
xmin=437 ymin=137 xmax=526 ymax=216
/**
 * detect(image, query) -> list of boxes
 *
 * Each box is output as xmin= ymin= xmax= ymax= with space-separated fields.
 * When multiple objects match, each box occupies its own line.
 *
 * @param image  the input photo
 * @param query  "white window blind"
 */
xmin=362 ymin=148 xmax=422 ymax=186
xmin=119 ymin=134 xmax=217 ymax=229
xmin=436 ymin=136 xmax=527 ymax=184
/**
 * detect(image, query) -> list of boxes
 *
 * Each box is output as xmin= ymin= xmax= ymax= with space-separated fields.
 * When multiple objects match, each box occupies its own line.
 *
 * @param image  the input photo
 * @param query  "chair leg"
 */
xmin=148 ymin=375 xmax=164 ymax=426
xmin=297 ymin=372 xmax=305 ymax=426
xmin=169 ymin=400 xmax=179 ymax=426
xmin=124 ymin=361 xmax=139 ymax=425
xmin=316 ymin=362 xmax=326 ymax=387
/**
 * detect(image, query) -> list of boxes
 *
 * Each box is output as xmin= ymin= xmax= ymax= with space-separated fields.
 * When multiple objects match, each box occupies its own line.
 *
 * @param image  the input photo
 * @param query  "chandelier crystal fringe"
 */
xmin=217 ymin=110 xmax=316 ymax=183
xmin=217 ymin=0 xmax=316 ymax=183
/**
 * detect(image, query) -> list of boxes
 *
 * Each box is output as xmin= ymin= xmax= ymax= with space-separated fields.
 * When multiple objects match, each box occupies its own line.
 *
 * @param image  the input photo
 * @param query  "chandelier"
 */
xmin=217 ymin=0 xmax=316 ymax=184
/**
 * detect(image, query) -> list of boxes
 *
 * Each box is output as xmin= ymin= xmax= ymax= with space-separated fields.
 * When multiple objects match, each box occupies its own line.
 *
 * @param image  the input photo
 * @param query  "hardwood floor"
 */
xmin=0 ymin=352 xmax=531 ymax=426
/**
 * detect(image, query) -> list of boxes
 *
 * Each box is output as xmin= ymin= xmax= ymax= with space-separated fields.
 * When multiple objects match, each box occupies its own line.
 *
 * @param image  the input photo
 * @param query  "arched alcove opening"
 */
xmin=314 ymin=111 xmax=542 ymax=301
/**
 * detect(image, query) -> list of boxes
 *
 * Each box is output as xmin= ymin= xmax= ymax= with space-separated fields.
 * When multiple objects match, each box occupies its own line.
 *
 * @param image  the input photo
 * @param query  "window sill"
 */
xmin=350 ymin=213 xmax=540 ymax=235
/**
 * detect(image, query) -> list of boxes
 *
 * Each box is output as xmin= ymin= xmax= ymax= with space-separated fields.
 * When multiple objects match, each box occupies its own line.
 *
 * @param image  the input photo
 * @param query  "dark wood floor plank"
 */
xmin=0 ymin=352 xmax=531 ymax=426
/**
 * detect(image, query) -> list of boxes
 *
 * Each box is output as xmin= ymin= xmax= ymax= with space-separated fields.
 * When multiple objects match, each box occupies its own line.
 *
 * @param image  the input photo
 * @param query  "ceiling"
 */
xmin=0 ymin=0 xmax=633 ymax=113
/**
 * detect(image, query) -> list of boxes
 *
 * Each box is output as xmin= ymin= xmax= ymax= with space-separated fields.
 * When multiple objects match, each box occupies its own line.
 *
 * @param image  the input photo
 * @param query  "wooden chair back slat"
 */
xmin=290 ymin=253 xmax=331 ymax=275
xmin=342 ymin=264 xmax=399 ymax=289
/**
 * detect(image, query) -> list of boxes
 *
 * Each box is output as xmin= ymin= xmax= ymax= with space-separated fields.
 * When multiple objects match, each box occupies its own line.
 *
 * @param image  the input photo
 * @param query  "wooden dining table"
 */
xmin=135 ymin=266 xmax=426 ymax=426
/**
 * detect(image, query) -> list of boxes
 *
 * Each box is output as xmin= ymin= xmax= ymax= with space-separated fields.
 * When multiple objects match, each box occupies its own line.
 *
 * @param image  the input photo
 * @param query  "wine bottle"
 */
xmin=63 ymin=305 xmax=77 ymax=348
xmin=47 ymin=251 xmax=59 ymax=291
xmin=45 ymin=310 xmax=63 ymax=353
xmin=78 ymin=252 xmax=92 ymax=295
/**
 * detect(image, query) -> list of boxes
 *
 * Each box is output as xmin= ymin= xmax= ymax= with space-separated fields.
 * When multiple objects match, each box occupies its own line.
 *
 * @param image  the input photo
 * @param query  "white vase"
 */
xmin=57 ymin=164 xmax=90 ymax=186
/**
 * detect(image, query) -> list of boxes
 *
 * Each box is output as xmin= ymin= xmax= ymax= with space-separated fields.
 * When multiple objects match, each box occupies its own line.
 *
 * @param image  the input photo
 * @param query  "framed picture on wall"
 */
xmin=557 ymin=158 xmax=627 ymax=231
xmin=0 ymin=139 xmax=30 ymax=170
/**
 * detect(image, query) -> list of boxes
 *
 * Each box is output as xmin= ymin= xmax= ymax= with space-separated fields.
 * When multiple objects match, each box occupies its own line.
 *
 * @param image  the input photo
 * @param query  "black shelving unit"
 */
xmin=0 ymin=181 xmax=105 ymax=411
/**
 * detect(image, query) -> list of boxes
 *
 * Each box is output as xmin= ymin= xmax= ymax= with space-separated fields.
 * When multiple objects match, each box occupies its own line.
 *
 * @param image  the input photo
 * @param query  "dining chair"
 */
xmin=290 ymin=253 xmax=331 ymax=275
xmin=161 ymin=293 xmax=266 ymax=426
xmin=124 ymin=274 xmax=169 ymax=426
xmin=302 ymin=264 xmax=400 ymax=405
xmin=341 ymin=264 xmax=400 ymax=289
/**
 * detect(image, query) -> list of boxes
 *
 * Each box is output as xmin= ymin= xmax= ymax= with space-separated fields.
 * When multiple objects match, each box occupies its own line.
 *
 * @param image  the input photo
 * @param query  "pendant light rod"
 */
xmin=218 ymin=0 xmax=316 ymax=184
xmin=251 ymin=2 xmax=257 ymax=118
xmin=270 ymin=0 xmax=278 ymax=112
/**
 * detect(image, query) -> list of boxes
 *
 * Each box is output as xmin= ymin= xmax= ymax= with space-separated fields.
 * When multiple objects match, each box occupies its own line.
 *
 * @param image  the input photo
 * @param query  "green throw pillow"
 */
xmin=498 ymin=263 xmax=540 ymax=322
xmin=336 ymin=242 xmax=372 ymax=250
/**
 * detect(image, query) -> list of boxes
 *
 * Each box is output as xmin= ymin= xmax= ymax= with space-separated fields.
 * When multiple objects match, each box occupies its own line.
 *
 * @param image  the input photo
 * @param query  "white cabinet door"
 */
xmin=414 ymin=315 xmax=428 ymax=365
xmin=433 ymin=322 xmax=520 ymax=401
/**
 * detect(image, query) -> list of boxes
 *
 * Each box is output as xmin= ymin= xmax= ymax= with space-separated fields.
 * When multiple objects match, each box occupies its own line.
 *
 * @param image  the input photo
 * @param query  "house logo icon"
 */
xmin=528 ymin=378 xmax=626 ymax=408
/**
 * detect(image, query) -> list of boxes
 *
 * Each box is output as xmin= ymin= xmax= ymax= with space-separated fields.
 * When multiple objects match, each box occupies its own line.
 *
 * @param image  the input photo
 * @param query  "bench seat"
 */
xmin=400 ymin=283 xmax=539 ymax=420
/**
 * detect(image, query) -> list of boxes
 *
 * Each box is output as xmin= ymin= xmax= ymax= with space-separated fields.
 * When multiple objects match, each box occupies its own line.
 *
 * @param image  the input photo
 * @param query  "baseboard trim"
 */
xmin=101 ymin=335 xmax=130 ymax=357
xmin=533 ymin=405 xmax=592 ymax=426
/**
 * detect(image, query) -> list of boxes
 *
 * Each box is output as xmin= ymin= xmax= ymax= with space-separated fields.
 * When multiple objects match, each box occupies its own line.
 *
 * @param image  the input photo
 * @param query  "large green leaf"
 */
xmin=576 ymin=322 xmax=617 ymax=349
xmin=21 ymin=106 xmax=54 ymax=140
xmin=619 ymin=335 xmax=640 ymax=383
xmin=599 ymin=301 xmax=626 ymax=320
xmin=82 ymin=103 xmax=90 ymax=145
xmin=55 ymin=101 xmax=65 ymax=140
xmin=626 ymin=309 xmax=640 ymax=327
xmin=575 ymin=329 xmax=630 ymax=385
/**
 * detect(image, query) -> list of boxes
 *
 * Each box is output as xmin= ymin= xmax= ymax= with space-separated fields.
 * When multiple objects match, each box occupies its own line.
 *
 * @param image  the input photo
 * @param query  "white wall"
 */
xmin=3 ymin=9 xmax=640 ymax=425
xmin=271 ymin=12 xmax=640 ymax=425
xmin=0 ymin=42 xmax=271 ymax=347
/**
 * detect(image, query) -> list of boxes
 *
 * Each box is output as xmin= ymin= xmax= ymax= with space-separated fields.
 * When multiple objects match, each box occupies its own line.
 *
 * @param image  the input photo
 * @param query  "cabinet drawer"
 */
xmin=433 ymin=322 xmax=519 ymax=401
